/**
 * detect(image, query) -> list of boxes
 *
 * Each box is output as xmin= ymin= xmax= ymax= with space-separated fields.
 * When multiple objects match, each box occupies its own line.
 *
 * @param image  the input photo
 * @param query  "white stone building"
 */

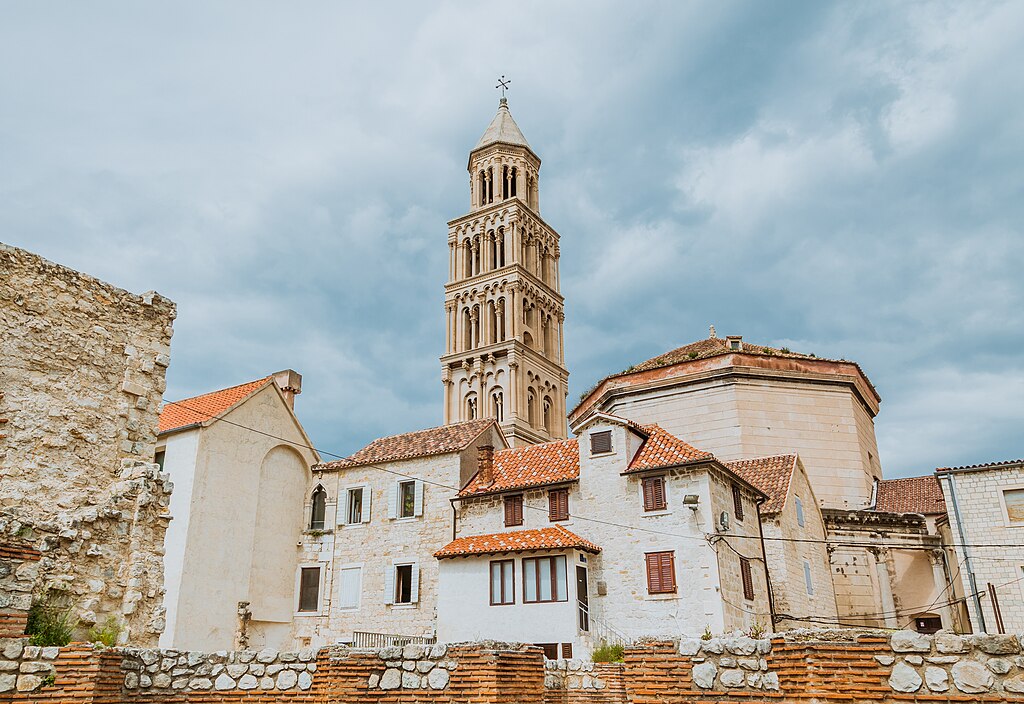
xmin=937 ymin=459 xmax=1024 ymax=634
xmin=291 ymin=419 xmax=506 ymax=649
xmin=157 ymin=370 xmax=319 ymax=651
xmin=435 ymin=413 xmax=774 ymax=658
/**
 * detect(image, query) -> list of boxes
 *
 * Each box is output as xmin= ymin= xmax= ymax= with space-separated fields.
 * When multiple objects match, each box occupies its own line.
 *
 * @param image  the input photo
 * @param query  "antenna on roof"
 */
xmin=709 ymin=324 xmax=717 ymax=339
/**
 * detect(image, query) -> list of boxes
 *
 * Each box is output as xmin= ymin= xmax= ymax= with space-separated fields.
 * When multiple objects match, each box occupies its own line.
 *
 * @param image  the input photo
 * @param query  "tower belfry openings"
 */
xmin=440 ymin=97 xmax=569 ymax=446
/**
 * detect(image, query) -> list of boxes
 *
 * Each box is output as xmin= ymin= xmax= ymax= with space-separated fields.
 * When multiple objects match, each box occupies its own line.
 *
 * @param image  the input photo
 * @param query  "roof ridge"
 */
xmin=167 ymin=375 xmax=272 ymax=405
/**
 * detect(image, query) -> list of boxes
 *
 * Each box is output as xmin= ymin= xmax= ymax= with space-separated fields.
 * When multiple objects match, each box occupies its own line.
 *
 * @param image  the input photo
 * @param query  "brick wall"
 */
xmin=4 ymin=632 xmax=1024 ymax=702
xmin=0 ymin=542 xmax=41 ymax=638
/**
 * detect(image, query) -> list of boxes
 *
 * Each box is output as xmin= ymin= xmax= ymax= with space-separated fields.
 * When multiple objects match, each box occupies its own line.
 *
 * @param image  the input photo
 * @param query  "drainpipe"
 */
xmin=755 ymin=497 xmax=778 ymax=631
xmin=942 ymin=473 xmax=986 ymax=633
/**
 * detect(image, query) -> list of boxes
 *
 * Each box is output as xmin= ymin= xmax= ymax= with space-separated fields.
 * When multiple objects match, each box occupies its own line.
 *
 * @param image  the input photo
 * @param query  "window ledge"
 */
xmin=391 ymin=516 xmax=422 ymax=522
xmin=590 ymin=451 xmax=616 ymax=458
xmin=642 ymin=510 xmax=672 ymax=517
xmin=339 ymin=522 xmax=367 ymax=529
xmin=294 ymin=611 xmax=325 ymax=617
xmin=303 ymin=529 xmax=334 ymax=536
xmin=389 ymin=603 xmax=419 ymax=610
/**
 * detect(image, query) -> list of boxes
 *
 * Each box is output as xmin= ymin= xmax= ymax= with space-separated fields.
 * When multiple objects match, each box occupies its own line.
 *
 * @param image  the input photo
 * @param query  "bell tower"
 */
xmin=441 ymin=97 xmax=569 ymax=446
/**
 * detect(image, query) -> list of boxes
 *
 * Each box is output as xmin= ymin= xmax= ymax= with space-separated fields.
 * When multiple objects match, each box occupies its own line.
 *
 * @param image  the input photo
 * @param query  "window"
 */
xmin=523 ymin=555 xmax=567 ymax=603
xmin=298 ymin=566 xmax=321 ymax=612
xmin=548 ymin=488 xmax=569 ymax=522
xmin=732 ymin=484 xmax=744 ymax=522
xmin=1003 ymin=488 xmax=1024 ymax=524
xmin=561 ymin=643 xmax=573 ymax=659
xmin=388 ymin=563 xmax=419 ymax=605
xmin=645 ymin=551 xmax=676 ymax=594
xmin=490 ymin=560 xmax=515 ymax=605
xmin=310 ymin=485 xmax=327 ymax=530
xmin=346 ymin=487 xmax=368 ymax=524
xmin=803 ymin=560 xmax=814 ymax=596
xmin=154 ymin=449 xmax=165 ymax=470
xmin=537 ymin=643 xmax=559 ymax=660
xmin=389 ymin=480 xmax=423 ymax=520
xmin=338 ymin=566 xmax=362 ymax=610
xmin=740 ymin=557 xmax=754 ymax=601
xmin=504 ymin=495 xmax=524 ymax=527
xmin=795 ymin=496 xmax=805 ymax=527
xmin=590 ymin=430 xmax=612 ymax=455
xmin=491 ymin=391 xmax=504 ymax=422
xmin=642 ymin=476 xmax=667 ymax=512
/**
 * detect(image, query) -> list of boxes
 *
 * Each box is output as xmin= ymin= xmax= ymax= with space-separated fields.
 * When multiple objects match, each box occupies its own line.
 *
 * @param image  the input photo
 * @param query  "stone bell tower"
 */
xmin=441 ymin=97 xmax=569 ymax=446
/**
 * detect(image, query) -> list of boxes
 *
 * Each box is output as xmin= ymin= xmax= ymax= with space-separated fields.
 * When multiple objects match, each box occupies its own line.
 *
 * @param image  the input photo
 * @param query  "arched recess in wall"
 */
xmin=465 ymin=392 xmax=479 ymax=420
xmin=490 ymin=387 xmax=504 ymax=423
xmin=248 ymin=444 xmax=311 ymax=631
xmin=527 ymin=388 xmax=537 ymax=428
xmin=543 ymin=396 xmax=553 ymax=434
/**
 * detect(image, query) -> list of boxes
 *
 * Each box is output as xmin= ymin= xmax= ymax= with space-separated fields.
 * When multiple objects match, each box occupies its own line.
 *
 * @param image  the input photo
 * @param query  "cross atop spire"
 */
xmin=495 ymin=75 xmax=511 ymax=100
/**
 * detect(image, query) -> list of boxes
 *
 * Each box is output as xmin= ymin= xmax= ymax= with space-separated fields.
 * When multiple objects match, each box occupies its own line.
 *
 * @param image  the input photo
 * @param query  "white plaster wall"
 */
xmin=436 ymin=550 xmax=579 ymax=647
xmin=167 ymin=385 xmax=316 ymax=650
xmin=158 ymin=428 xmax=200 ymax=649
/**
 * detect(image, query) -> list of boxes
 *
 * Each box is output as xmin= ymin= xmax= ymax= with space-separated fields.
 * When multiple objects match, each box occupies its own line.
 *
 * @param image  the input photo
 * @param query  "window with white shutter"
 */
xmin=338 ymin=566 xmax=362 ymax=610
xmin=413 ymin=480 xmax=424 ymax=517
xmin=393 ymin=563 xmax=416 ymax=604
xmin=803 ymin=560 xmax=814 ymax=596
xmin=387 ymin=482 xmax=399 ymax=520
xmin=795 ymin=496 xmax=805 ymax=527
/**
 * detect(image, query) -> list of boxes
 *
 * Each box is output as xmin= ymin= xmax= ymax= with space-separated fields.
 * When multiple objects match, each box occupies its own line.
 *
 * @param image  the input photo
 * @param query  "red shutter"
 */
xmin=504 ymin=495 xmax=523 ymax=527
xmin=740 ymin=557 xmax=754 ymax=600
xmin=643 ymin=476 xmax=667 ymax=511
xmin=732 ymin=484 xmax=744 ymax=522
xmin=646 ymin=551 xmax=676 ymax=594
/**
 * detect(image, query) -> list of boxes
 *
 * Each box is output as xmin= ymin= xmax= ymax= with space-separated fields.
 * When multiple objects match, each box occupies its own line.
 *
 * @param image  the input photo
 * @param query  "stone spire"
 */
xmin=440 ymin=100 xmax=569 ymax=446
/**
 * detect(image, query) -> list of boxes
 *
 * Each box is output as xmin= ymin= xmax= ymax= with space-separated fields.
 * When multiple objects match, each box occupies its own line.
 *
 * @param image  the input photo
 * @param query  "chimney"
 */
xmin=272 ymin=369 xmax=302 ymax=409
xmin=477 ymin=445 xmax=495 ymax=487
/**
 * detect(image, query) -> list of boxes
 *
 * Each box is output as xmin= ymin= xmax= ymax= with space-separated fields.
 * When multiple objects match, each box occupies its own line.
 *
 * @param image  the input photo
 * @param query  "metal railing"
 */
xmin=578 ymin=601 xmax=630 ymax=647
xmin=349 ymin=631 xmax=437 ymax=649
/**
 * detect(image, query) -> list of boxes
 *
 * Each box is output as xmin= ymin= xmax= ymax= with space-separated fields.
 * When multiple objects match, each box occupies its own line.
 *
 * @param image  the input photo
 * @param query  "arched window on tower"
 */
xmin=487 ymin=167 xmax=494 ymax=204
xmin=310 ymin=485 xmax=327 ymax=530
xmin=496 ymin=298 xmax=506 ymax=342
xmin=466 ymin=393 xmax=478 ymax=420
xmin=473 ymin=235 xmax=481 ymax=275
xmin=472 ymin=304 xmax=481 ymax=348
xmin=488 ymin=233 xmax=497 ymax=272
xmin=527 ymin=389 xmax=537 ymax=428
xmin=479 ymin=171 xmax=487 ymax=207
xmin=522 ymin=299 xmax=531 ymax=330
xmin=497 ymin=228 xmax=505 ymax=267
xmin=463 ymin=240 xmax=472 ymax=278
xmin=540 ymin=315 xmax=549 ymax=356
xmin=487 ymin=300 xmax=497 ymax=346
xmin=543 ymin=396 xmax=553 ymax=434
xmin=463 ymin=308 xmax=472 ymax=351
xmin=510 ymin=167 xmax=518 ymax=198
xmin=491 ymin=390 xmax=504 ymax=422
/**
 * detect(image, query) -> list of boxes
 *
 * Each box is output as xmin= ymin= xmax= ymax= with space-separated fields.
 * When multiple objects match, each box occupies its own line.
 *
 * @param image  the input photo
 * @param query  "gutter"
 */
xmin=755 ymin=496 xmax=778 ymax=631
xmin=941 ymin=472 xmax=986 ymax=633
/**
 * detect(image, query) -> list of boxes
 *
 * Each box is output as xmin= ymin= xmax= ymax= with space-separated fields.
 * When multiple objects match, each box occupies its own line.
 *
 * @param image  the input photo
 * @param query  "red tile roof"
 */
xmin=460 ymin=438 xmax=579 ymax=497
xmin=631 ymin=336 xmax=817 ymax=373
xmin=623 ymin=424 xmax=714 ymax=474
xmin=318 ymin=419 xmax=498 ymax=470
xmin=936 ymin=459 xmax=1024 ymax=473
xmin=874 ymin=476 xmax=946 ymax=515
xmin=725 ymin=454 xmax=798 ymax=515
xmin=435 ymin=525 xmax=601 ymax=559
xmin=158 ymin=377 xmax=272 ymax=434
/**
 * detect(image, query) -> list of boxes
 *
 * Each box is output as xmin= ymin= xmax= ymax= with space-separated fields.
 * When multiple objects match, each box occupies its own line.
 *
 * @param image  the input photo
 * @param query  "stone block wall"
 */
xmin=0 ymin=242 xmax=176 ymax=646
xmin=543 ymin=660 xmax=627 ymax=704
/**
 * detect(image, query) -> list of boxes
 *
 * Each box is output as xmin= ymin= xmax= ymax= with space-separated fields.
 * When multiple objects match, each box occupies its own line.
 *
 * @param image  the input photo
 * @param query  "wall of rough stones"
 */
xmin=0 ymin=542 xmax=40 ymax=638
xmin=0 ymin=242 xmax=176 ymax=645
xmin=3 ymin=632 xmax=1024 ymax=702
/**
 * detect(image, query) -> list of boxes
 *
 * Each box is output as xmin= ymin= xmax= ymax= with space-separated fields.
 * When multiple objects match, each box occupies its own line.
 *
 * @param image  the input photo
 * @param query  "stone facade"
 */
xmin=442 ymin=99 xmax=570 ymax=447
xmin=0 ymin=242 xmax=175 ymax=645
xmin=571 ymin=345 xmax=883 ymax=510
xmin=939 ymin=461 xmax=1024 ymax=634
xmin=294 ymin=424 xmax=505 ymax=648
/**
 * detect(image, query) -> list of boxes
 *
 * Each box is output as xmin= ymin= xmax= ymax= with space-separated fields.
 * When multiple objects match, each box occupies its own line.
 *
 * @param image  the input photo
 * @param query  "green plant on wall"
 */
xmin=88 ymin=616 xmax=122 ymax=647
xmin=26 ymin=590 xmax=77 ymax=647
xmin=591 ymin=641 xmax=625 ymax=663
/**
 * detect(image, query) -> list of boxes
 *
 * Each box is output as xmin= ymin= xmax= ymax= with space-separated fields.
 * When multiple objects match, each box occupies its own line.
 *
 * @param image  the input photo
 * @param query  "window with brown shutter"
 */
xmin=504 ymin=494 xmax=524 ymax=527
xmin=740 ymin=557 xmax=754 ymax=601
xmin=732 ymin=484 xmax=744 ymax=522
xmin=548 ymin=488 xmax=569 ymax=522
xmin=298 ymin=566 xmax=321 ymax=612
xmin=590 ymin=430 xmax=612 ymax=455
xmin=642 ymin=476 xmax=667 ymax=512
xmin=561 ymin=643 xmax=573 ymax=659
xmin=645 ymin=551 xmax=676 ymax=594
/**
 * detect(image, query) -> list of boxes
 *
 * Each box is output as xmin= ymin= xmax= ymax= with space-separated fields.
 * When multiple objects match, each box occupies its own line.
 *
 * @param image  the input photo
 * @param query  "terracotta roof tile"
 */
xmin=158 ymin=377 xmax=272 ymax=434
xmin=318 ymin=419 xmax=498 ymax=470
xmin=725 ymin=454 xmax=798 ymax=515
xmin=631 ymin=337 xmax=816 ymax=374
xmin=623 ymin=425 xmax=714 ymax=474
xmin=435 ymin=525 xmax=601 ymax=559
xmin=936 ymin=458 xmax=1024 ymax=473
xmin=874 ymin=476 xmax=946 ymax=515
xmin=460 ymin=438 xmax=579 ymax=497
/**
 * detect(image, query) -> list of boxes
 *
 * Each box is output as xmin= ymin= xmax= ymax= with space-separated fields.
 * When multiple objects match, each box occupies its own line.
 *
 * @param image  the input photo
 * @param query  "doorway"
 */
xmin=576 ymin=565 xmax=589 ymax=632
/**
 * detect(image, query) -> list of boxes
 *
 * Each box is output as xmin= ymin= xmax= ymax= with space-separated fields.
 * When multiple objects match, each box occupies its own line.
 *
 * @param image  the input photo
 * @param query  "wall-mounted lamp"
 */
xmin=718 ymin=511 xmax=730 ymax=532
xmin=683 ymin=494 xmax=700 ymax=512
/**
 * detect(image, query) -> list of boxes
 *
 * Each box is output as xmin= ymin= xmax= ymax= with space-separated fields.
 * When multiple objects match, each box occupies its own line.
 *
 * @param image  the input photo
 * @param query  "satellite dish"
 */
xmin=719 ymin=511 xmax=730 ymax=532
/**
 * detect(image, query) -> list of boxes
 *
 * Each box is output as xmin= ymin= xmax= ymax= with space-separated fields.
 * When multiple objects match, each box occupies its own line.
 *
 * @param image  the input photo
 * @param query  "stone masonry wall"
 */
xmin=0 ymin=542 xmax=40 ymax=638
xmin=0 ymin=242 xmax=176 ymax=645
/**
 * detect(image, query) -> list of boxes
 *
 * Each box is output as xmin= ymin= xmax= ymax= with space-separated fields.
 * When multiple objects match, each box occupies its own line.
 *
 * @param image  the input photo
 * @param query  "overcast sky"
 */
xmin=3 ymin=2 xmax=1022 ymax=476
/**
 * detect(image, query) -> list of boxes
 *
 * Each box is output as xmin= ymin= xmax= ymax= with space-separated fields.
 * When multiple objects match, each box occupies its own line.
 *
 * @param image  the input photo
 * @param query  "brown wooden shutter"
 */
xmin=740 ymin=557 xmax=754 ymax=600
xmin=549 ymin=489 xmax=568 ymax=521
xmin=642 ymin=476 xmax=667 ymax=511
xmin=590 ymin=430 xmax=612 ymax=454
xmin=504 ymin=495 xmax=523 ymax=527
xmin=645 ymin=551 xmax=676 ymax=594
xmin=732 ymin=484 xmax=744 ymax=522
